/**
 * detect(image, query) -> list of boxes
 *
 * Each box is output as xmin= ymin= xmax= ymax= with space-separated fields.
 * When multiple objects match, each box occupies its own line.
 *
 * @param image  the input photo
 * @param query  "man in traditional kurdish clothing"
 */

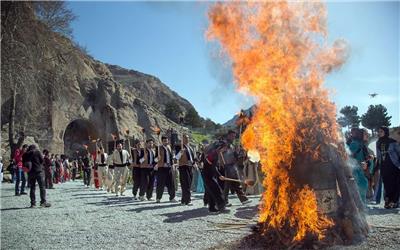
xmin=155 ymin=136 xmax=176 ymax=203
xmin=95 ymin=147 xmax=108 ymax=190
xmin=131 ymin=139 xmax=142 ymax=200
xmin=202 ymin=140 xmax=228 ymax=213
xmin=175 ymin=134 xmax=196 ymax=206
xmin=139 ymin=139 xmax=156 ymax=201
xmin=106 ymin=150 xmax=115 ymax=193
xmin=112 ymin=141 xmax=130 ymax=196
xmin=220 ymin=130 xmax=250 ymax=206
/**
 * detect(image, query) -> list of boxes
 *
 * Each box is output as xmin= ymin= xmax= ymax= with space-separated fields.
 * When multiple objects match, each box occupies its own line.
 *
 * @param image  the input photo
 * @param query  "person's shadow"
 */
xmin=126 ymin=203 xmax=182 ymax=213
xmin=234 ymin=205 xmax=258 ymax=219
xmin=367 ymin=206 xmax=400 ymax=215
xmin=161 ymin=207 xmax=211 ymax=223
xmin=1 ymin=207 xmax=32 ymax=211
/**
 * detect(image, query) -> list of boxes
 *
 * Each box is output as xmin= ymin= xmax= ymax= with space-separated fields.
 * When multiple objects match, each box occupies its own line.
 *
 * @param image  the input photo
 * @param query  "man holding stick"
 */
xmin=220 ymin=130 xmax=250 ymax=206
xmin=155 ymin=136 xmax=176 ymax=203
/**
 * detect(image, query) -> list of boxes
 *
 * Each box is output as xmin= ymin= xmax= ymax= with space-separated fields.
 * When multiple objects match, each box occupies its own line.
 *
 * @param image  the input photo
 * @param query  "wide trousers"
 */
xmin=97 ymin=166 xmax=108 ymax=189
xmin=132 ymin=167 xmax=141 ymax=197
xmin=202 ymin=163 xmax=225 ymax=211
xmin=223 ymin=164 xmax=248 ymax=203
xmin=179 ymin=166 xmax=193 ymax=204
xmin=114 ymin=166 xmax=127 ymax=194
xmin=139 ymin=168 xmax=155 ymax=199
xmin=156 ymin=167 xmax=176 ymax=200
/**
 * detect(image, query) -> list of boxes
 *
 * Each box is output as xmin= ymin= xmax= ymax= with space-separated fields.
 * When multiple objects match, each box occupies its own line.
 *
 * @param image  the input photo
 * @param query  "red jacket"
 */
xmin=13 ymin=149 xmax=24 ymax=169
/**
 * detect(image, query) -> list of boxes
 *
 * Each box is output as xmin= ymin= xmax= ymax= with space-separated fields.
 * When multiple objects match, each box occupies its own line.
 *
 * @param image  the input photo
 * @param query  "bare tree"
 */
xmin=34 ymin=1 xmax=77 ymax=38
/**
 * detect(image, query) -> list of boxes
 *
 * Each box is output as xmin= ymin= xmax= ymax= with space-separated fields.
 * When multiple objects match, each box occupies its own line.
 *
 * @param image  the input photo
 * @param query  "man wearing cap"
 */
xmin=131 ymin=139 xmax=142 ymax=200
xmin=112 ymin=141 xmax=130 ymax=196
xmin=175 ymin=134 xmax=197 ymax=206
xmin=155 ymin=136 xmax=176 ymax=203
xmin=139 ymin=139 xmax=156 ymax=201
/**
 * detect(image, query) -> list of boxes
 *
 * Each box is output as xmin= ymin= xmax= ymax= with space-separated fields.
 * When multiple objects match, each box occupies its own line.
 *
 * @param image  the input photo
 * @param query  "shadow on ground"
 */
xmin=367 ymin=206 xmax=400 ymax=215
xmin=1 ymin=206 xmax=31 ymax=212
xmin=161 ymin=207 xmax=211 ymax=223
xmin=234 ymin=205 xmax=258 ymax=220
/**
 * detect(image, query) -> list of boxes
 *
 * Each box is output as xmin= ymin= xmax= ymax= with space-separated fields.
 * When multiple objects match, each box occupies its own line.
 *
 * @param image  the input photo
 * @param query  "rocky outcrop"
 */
xmin=0 ymin=2 xmax=193 ymax=160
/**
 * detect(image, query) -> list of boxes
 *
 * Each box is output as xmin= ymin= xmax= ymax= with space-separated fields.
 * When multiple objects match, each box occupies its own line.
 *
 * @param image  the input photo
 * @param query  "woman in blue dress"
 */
xmin=348 ymin=128 xmax=369 ymax=205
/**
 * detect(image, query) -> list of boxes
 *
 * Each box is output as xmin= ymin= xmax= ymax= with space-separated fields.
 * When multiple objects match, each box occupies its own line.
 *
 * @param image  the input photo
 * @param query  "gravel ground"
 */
xmin=1 ymin=181 xmax=399 ymax=250
xmin=1 ymin=181 xmax=258 ymax=250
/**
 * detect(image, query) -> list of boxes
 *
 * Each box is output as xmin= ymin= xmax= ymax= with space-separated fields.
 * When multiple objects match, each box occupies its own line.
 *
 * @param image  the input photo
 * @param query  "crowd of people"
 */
xmin=6 ymin=129 xmax=260 ymax=213
xmin=347 ymin=126 xmax=400 ymax=209
xmin=5 ymin=125 xmax=399 ymax=212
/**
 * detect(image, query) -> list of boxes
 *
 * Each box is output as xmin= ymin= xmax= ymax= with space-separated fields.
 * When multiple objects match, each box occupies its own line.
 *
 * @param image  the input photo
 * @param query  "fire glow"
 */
xmin=207 ymin=1 xmax=348 ymax=242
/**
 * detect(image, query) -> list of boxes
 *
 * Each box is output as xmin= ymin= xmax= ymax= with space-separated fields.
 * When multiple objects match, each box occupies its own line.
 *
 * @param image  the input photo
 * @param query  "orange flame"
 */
xmin=207 ymin=1 xmax=345 ymax=242
xmin=111 ymin=133 xmax=116 ymax=140
xmin=151 ymin=126 xmax=161 ymax=135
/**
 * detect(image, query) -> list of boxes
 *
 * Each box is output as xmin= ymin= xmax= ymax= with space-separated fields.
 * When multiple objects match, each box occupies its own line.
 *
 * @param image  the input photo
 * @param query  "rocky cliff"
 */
xmin=0 ymin=2 xmax=195 ymax=159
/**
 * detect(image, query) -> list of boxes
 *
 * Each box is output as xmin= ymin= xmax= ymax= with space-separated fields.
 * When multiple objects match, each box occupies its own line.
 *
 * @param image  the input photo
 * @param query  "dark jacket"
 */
xmin=23 ymin=150 xmax=44 ymax=174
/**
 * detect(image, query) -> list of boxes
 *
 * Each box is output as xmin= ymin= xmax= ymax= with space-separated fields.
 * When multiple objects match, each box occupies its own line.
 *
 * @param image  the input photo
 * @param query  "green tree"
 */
xmin=164 ymin=101 xmax=182 ymax=123
xmin=361 ymin=104 xmax=392 ymax=135
xmin=184 ymin=107 xmax=202 ymax=128
xmin=337 ymin=105 xmax=360 ymax=129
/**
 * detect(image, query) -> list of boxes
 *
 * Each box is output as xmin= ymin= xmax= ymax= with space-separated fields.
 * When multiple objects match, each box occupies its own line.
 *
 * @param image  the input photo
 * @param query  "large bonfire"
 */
xmin=207 ymin=1 xmax=368 ymax=247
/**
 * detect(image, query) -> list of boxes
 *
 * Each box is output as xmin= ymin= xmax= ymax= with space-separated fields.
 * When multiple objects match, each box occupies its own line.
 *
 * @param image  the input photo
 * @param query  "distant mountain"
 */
xmin=0 ymin=2 xmax=207 ymax=159
xmin=223 ymin=105 xmax=256 ymax=127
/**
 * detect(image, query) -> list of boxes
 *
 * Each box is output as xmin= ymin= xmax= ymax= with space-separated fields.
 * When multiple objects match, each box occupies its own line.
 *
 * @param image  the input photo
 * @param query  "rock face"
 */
xmin=0 ymin=2 xmax=194 ymax=159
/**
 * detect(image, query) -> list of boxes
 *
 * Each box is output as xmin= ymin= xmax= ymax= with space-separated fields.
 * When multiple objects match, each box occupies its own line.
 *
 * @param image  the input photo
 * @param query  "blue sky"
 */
xmin=69 ymin=1 xmax=399 ymax=126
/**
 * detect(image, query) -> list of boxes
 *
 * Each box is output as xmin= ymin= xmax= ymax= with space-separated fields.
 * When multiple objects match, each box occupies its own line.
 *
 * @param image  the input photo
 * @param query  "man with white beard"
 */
xmin=112 ymin=141 xmax=130 ymax=196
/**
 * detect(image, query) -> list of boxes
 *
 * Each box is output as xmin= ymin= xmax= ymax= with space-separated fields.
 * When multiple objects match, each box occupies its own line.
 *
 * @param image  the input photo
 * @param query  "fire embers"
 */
xmin=207 ymin=1 xmax=366 ymax=247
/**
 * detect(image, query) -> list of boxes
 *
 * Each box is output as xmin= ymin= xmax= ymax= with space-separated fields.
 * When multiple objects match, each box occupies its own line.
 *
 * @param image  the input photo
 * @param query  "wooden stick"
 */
xmin=223 ymin=177 xmax=243 ymax=183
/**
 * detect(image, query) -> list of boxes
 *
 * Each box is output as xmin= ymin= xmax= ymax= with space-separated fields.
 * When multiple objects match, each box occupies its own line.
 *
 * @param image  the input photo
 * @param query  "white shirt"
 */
xmin=112 ymin=149 xmax=130 ymax=165
xmin=96 ymin=153 xmax=108 ymax=165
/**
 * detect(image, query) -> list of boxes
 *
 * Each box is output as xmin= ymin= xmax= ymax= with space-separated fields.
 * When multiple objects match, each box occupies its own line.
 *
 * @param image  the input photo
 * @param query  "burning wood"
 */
xmin=207 ymin=1 xmax=368 ymax=248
